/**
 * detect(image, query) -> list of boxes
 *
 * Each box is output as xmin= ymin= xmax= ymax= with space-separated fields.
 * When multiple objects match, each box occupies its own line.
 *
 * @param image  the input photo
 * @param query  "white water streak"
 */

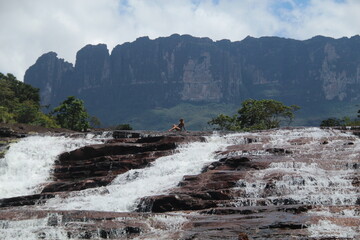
xmin=308 ymin=220 xmax=357 ymax=239
xmin=42 ymin=134 xmax=234 ymax=212
xmin=0 ymin=216 xmax=68 ymax=240
xmin=233 ymin=128 xmax=359 ymax=207
xmin=0 ymin=135 xmax=105 ymax=199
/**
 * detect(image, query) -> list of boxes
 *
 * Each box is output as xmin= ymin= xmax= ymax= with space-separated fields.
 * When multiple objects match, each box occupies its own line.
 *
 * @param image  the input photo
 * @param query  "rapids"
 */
xmin=41 ymin=134 xmax=234 ymax=212
xmin=0 ymin=128 xmax=359 ymax=239
xmin=0 ymin=133 xmax=108 ymax=199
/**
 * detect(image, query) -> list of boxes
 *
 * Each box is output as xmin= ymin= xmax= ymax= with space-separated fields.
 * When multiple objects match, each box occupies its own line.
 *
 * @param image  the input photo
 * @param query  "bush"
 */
xmin=51 ymin=96 xmax=90 ymax=131
xmin=32 ymin=113 xmax=59 ymax=128
xmin=320 ymin=117 xmax=344 ymax=127
xmin=0 ymin=106 xmax=15 ymax=124
xmin=208 ymin=99 xmax=300 ymax=131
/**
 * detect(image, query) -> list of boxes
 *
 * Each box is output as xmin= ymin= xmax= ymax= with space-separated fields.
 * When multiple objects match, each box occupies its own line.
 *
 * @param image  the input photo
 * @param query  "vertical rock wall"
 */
xmin=24 ymin=34 xmax=360 ymax=125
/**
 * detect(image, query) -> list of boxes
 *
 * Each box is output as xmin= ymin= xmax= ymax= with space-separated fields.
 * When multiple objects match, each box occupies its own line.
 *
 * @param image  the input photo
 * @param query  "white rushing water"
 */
xmin=0 ymin=216 xmax=68 ymax=240
xmin=42 ymin=134 xmax=236 ymax=212
xmin=230 ymin=128 xmax=360 ymax=238
xmin=233 ymin=127 xmax=359 ymax=207
xmin=0 ymin=134 xmax=107 ymax=199
xmin=0 ymin=128 xmax=358 ymax=239
xmin=0 ymin=132 xmax=240 ymax=240
xmin=0 ymin=212 xmax=190 ymax=240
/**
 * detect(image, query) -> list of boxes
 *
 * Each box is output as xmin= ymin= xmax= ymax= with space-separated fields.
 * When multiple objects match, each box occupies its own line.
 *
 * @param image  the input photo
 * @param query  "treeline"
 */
xmin=207 ymin=99 xmax=360 ymax=130
xmin=208 ymin=99 xmax=300 ymax=131
xmin=0 ymin=73 xmax=58 ymax=128
xmin=320 ymin=116 xmax=360 ymax=127
xmin=0 ymin=73 xmax=102 ymax=131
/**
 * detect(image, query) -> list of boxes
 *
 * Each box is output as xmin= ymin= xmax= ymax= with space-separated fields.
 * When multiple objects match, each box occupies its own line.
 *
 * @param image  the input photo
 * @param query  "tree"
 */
xmin=89 ymin=116 xmax=101 ymax=128
xmin=207 ymin=114 xmax=239 ymax=131
xmin=0 ymin=72 xmax=42 ymax=124
xmin=0 ymin=106 xmax=14 ymax=124
xmin=32 ymin=113 xmax=59 ymax=128
xmin=52 ymin=96 xmax=90 ymax=131
xmin=14 ymin=100 xmax=39 ymax=123
xmin=237 ymin=99 xmax=300 ymax=130
xmin=208 ymin=99 xmax=300 ymax=131
xmin=320 ymin=117 xmax=344 ymax=127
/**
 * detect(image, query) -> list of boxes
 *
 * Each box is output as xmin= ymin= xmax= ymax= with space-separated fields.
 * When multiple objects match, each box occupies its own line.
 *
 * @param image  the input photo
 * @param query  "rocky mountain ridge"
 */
xmin=24 ymin=34 xmax=360 ymax=128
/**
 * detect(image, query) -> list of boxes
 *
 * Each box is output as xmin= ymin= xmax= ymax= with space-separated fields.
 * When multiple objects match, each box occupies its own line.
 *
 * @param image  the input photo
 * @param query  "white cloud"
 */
xmin=278 ymin=0 xmax=360 ymax=39
xmin=0 ymin=0 xmax=359 ymax=81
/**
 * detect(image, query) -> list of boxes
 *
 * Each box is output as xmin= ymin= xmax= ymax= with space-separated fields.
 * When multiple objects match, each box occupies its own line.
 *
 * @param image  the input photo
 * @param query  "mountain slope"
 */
xmin=24 ymin=34 xmax=360 ymax=129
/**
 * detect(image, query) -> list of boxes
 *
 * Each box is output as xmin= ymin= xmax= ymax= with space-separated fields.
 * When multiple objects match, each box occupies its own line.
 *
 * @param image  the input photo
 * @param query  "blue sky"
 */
xmin=0 ymin=0 xmax=359 ymax=81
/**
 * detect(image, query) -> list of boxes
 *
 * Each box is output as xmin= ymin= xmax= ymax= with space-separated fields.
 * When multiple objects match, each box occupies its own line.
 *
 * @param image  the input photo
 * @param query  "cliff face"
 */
xmin=75 ymin=44 xmax=111 ymax=91
xmin=24 ymin=34 xmax=360 ymax=126
xmin=25 ymin=52 xmax=74 ymax=106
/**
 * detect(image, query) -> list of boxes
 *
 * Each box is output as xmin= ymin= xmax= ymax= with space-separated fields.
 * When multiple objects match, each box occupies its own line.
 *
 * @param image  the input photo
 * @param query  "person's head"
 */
xmin=179 ymin=118 xmax=184 ymax=123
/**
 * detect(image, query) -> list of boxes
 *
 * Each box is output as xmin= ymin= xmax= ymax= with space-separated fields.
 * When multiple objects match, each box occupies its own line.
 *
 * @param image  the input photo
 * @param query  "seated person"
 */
xmin=168 ymin=119 xmax=186 ymax=131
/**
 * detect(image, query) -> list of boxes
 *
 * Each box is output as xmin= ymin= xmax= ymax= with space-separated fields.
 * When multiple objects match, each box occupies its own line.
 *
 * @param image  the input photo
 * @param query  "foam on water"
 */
xmin=307 ymin=207 xmax=360 ymax=238
xmin=42 ymin=134 xmax=234 ymax=212
xmin=308 ymin=220 xmax=357 ymax=239
xmin=0 ymin=213 xmax=191 ymax=240
xmin=0 ymin=135 xmax=105 ymax=199
xmin=232 ymin=128 xmax=359 ymax=207
xmin=230 ymin=128 xmax=359 ymax=238
xmin=0 ymin=216 xmax=68 ymax=240
xmin=1 ymin=128 xmax=358 ymax=239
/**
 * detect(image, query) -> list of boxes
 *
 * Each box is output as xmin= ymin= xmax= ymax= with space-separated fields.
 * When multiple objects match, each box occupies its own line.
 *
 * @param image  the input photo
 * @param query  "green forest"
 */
xmin=0 ymin=73 xmax=91 ymax=131
xmin=0 ymin=72 xmax=58 ymax=128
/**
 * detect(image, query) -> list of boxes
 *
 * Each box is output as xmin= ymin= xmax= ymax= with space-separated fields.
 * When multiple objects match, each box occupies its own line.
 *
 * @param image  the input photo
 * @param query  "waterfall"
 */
xmin=232 ymin=128 xmax=358 ymax=206
xmin=42 ymin=134 xmax=234 ymax=212
xmin=0 ymin=133 xmax=236 ymax=240
xmin=230 ymin=128 xmax=359 ymax=239
xmin=0 ymin=129 xmax=358 ymax=239
xmin=0 ymin=134 xmax=107 ymax=199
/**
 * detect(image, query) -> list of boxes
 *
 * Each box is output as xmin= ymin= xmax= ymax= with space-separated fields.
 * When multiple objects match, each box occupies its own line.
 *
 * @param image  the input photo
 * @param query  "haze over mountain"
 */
xmin=24 ymin=34 xmax=360 ymax=129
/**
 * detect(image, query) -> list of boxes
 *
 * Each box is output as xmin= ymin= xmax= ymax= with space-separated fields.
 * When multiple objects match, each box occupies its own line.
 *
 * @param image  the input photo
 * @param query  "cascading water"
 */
xmin=0 ymin=134 xmax=107 ymax=199
xmin=230 ymin=128 xmax=359 ymax=238
xmin=0 ymin=128 xmax=358 ymax=239
xmin=233 ymin=128 xmax=357 ymax=205
xmin=0 ymin=133 xmax=238 ymax=239
xmin=41 ymin=134 xmax=235 ymax=212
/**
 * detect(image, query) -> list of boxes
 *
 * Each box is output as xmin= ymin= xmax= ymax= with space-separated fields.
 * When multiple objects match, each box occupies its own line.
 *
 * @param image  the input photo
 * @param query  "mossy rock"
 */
xmin=0 ymin=139 xmax=18 ymax=158
xmin=0 ymin=127 xmax=14 ymax=137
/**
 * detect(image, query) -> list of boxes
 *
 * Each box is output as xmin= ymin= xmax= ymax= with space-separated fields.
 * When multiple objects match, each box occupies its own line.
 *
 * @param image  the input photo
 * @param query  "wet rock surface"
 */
xmin=41 ymin=133 xmax=207 ymax=193
xmin=136 ymin=128 xmax=360 ymax=239
xmin=0 ymin=128 xmax=359 ymax=239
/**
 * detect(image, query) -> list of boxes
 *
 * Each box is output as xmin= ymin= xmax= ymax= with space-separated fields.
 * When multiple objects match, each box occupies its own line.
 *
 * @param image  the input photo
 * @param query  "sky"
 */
xmin=0 ymin=0 xmax=359 ymax=81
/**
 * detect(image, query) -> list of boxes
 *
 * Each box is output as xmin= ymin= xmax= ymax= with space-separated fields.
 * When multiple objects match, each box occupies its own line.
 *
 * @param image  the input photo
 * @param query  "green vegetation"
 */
xmin=291 ymin=100 xmax=358 ymax=126
xmin=320 ymin=115 xmax=360 ymax=127
xmin=89 ymin=116 xmax=101 ymax=128
xmin=0 ymin=72 xmax=58 ymax=127
xmin=319 ymin=103 xmax=360 ymax=127
xmin=208 ymin=99 xmax=300 ymax=131
xmin=0 ymin=73 xmax=99 ymax=131
xmin=51 ymin=96 xmax=90 ymax=131
xmin=320 ymin=117 xmax=345 ymax=127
